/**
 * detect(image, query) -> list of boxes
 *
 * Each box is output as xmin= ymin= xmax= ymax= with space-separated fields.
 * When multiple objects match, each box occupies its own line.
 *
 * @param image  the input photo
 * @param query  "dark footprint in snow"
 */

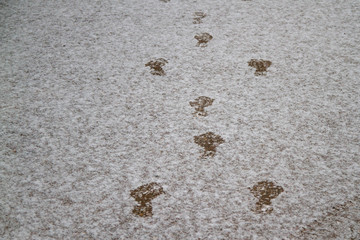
xmin=194 ymin=132 xmax=225 ymax=158
xmin=130 ymin=182 xmax=165 ymax=217
xmin=189 ymin=96 xmax=214 ymax=117
xmin=145 ymin=58 xmax=168 ymax=76
xmin=193 ymin=11 xmax=206 ymax=24
xmin=248 ymin=59 xmax=272 ymax=76
xmin=249 ymin=180 xmax=284 ymax=214
xmin=195 ymin=33 xmax=213 ymax=47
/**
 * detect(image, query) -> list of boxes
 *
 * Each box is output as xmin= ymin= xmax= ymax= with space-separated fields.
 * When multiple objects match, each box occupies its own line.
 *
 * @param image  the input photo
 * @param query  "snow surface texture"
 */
xmin=1 ymin=0 xmax=360 ymax=239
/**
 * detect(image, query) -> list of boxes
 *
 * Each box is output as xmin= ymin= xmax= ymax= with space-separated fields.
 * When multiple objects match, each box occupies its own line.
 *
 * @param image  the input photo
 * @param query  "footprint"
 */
xmin=130 ymin=182 xmax=165 ymax=217
xmin=145 ymin=58 xmax=168 ymax=76
xmin=194 ymin=132 xmax=225 ymax=158
xmin=159 ymin=0 xmax=170 ymax=2
xmin=193 ymin=11 xmax=206 ymax=24
xmin=248 ymin=59 xmax=272 ymax=76
xmin=194 ymin=33 xmax=213 ymax=47
xmin=189 ymin=96 xmax=214 ymax=117
xmin=249 ymin=180 xmax=284 ymax=214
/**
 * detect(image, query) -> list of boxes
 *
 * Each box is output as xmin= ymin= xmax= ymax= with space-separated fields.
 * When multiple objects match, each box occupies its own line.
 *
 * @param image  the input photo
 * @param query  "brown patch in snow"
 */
xmin=130 ymin=182 xmax=164 ymax=217
xmin=194 ymin=132 xmax=225 ymax=158
xmin=189 ymin=96 xmax=214 ymax=116
xmin=193 ymin=12 xmax=206 ymax=24
xmin=145 ymin=58 xmax=168 ymax=76
xmin=195 ymin=33 xmax=213 ymax=47
xmin=248 ymin=59 xmax=272 ymax=75
xmin=249 ymin=180 xmax=284 ymax=214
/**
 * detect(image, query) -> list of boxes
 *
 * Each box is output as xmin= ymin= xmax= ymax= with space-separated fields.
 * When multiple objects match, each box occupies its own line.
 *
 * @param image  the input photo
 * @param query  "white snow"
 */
xmin=1 ymin=0 xmax=359 ymax=239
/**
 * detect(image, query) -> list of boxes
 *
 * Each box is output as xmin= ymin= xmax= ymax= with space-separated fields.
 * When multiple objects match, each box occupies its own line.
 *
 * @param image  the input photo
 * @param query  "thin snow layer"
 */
xmin=1 ymin=0 xmax=359 ymax=239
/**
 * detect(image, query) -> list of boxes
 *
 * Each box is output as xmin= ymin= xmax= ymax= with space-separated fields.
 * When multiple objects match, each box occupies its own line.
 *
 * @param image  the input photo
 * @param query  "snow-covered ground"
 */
xmin=1 ymin=0 xmax=359 ymax=239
